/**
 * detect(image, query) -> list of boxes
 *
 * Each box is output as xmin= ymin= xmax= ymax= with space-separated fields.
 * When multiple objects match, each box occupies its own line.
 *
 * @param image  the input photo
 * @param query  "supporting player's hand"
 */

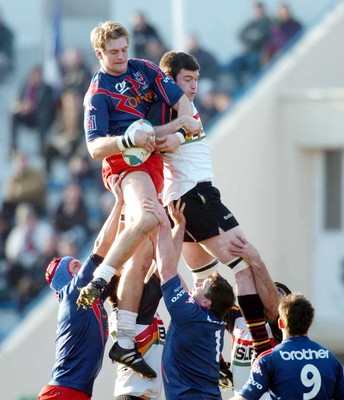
xmin=168 ymin=198 xmax=186 ymax=228
xmin=107 ymin=174 xmax=124 ymax=205
xmin=180 ymin=115 xmax=203 ymax=138
xmin=228 ymin=234 xmax=262 ymax=266
xmin=155 ymin=135 xmax=181 ymax=153
xmin=76 ymin=282 xmax=102 ymax=309
xmin=143 ymin=197 xmax=168 ymax=226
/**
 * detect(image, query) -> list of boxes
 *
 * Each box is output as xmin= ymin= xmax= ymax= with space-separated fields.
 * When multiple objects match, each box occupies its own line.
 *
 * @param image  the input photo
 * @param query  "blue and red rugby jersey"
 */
xmin=84 ymin=58 xmax=184 ymax=142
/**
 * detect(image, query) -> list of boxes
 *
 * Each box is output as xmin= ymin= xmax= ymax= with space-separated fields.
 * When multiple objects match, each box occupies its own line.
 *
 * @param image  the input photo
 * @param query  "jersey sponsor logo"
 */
xmin=247 ymin=377 xmax=263 ymax=390
xmin=115 ymin=80 xmax=130 ymax=94
xmin=171 ymin=287 xmax=186 ymax=303
xmin=86 ymin=115 xmax=97 ymax=131
xmin=223 ymin=213 xmax=233 ymax=220
xmin=233 ymin=344 xmax=254 ymax=362
xmin=279 ymin=348 xmax=329 ymax=361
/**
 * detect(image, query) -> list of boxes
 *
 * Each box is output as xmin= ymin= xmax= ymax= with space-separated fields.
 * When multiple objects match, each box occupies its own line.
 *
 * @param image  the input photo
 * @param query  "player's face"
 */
xmin=68 ymin=259 xmax=82 ymax=277
xmin=98 ymin=37 xmax=129 ymax=76
xmin=175 ymin=69 xmax=199 ymax=102
xmin=191 ymin=277 xmax=211 ymax=307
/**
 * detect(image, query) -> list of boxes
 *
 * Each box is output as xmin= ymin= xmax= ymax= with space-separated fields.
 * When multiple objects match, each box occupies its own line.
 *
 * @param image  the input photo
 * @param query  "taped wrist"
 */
xmin=93 ymin=263 xmax=115 ymax=283
xmin=116 ymin=132 xmax=135 ymax=152
xmin=90 ymin=277 xmax=107 ymax=290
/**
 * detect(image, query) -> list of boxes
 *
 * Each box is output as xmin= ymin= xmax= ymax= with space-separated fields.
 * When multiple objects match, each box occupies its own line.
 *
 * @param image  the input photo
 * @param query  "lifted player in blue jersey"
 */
xmin=143 ymin=197 xmax=236 ymax=400
xmin=229 ymin=293 xmax=344 ymax=400
xmin=77 ymin=21 xmax=201 ymax=377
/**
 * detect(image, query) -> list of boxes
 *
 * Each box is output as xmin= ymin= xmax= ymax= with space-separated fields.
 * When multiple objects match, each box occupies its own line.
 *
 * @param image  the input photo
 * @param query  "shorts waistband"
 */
xmin=196 ymin=181 xmax=212 ymax=187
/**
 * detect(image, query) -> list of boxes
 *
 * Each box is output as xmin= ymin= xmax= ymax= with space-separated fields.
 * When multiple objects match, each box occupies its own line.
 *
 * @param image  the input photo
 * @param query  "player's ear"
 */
xmin=95 ymin=49 xmax=102 ymax=60
xmin=278 ymin=317 xmax=284 ymax=329
xmin=203 ymin=297 xmax=212 ymax=309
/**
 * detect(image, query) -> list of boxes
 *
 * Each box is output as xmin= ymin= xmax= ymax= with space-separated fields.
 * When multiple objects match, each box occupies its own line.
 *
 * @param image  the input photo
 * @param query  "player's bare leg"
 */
xmin=109 ymin=234 xmax=157 ymax=378
xmin=183 ymin=226 xmax=272 ymax=357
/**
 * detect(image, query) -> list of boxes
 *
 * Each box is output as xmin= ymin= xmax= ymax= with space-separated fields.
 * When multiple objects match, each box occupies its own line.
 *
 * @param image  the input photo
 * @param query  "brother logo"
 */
xmin=280 ymin=348 xmax=329 ymax=361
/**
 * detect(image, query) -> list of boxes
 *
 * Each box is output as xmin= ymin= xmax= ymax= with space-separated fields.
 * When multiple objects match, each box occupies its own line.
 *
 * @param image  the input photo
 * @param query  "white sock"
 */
xmin=116 ymin=309 xmax=138 ymax=349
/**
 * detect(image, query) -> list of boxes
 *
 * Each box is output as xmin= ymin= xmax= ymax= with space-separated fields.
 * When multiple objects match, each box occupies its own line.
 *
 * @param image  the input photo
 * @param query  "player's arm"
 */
xmin=87 ymin=128 xmax=156 ymax=160
xmin=76 ymin=175 xmax=124 ymax=309
xmin=143 ymin=198 xmax=182 ymax=284
xmin=147 ymin=98 xmax=200 ymax=153
xmin=229 ymin=235 xmax=280 ymax=322
xmin=154 ymin=114 xmax=200 ymax=138
xmin=168 ymin=199 xmax=186 ymax=260
xmin=92 ymin=175 xmax=124 ymax=257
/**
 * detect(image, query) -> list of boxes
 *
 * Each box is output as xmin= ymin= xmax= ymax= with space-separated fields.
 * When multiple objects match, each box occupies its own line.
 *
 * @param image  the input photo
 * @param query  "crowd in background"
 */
xmin=0 ymin=2 xmax=303 ymax=321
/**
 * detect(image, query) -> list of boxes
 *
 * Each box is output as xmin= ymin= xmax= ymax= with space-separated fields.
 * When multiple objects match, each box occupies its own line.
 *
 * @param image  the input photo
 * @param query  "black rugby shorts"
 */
xmin=180 ymin=182 xmax=239 ymax=242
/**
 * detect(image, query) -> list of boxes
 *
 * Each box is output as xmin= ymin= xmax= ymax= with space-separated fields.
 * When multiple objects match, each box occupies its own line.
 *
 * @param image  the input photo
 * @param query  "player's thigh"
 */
xmin=121 ymin=171 xmax=157 ymax=219
xmin=200 ymin=225 xmax=247 ymax=264
xmin=182 ymin=242 xmax=216 ymax=269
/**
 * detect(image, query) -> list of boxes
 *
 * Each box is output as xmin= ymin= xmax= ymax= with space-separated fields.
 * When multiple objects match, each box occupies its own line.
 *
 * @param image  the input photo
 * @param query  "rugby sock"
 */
xmin=238 ymin=294 xmax=271 ymax=358
xmin=189 ymin=259 xmax=219 ymax=283
xmin=116 ymin=309 xmax=138 ymax=349
xmin=226 ymin=257 xmax=249 ymax=274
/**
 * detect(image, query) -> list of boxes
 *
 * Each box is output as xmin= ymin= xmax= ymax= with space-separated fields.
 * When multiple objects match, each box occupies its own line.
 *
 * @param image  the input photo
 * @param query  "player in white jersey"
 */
xmin=147 ymin=51 xmax=280 ymax=360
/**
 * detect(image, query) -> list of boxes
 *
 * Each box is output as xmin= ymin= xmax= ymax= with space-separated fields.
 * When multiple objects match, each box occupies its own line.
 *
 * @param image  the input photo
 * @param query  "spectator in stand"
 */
xmin=60 ymin=47 xmax=93 ymax=96
xmin=225 ymin=2 xmax=271 ymax=92
xmin=44 ymin=88 xmax=84 ymax=174
xmin=51 ymin=181 xmax=91 ymax=252
xmin=131 ymin=11 xmax=166 ymax=60
xmin=4 ymin=202 xmax=56 ymax=311
xmin=261 ymin=3 xmax=302 ymax=65
xmin=0 ymin=7 xmax=15 ymax=81
xmin=144 ymin=37 xmax=167 ymax=65
xmin=0 ymin=211 xmax=12 ymax=302
xmin=186 ymin=33 xmax=219 ymax=85
xmin=194 ymin=83 xmax=233 ymax=128
xmin=9 ymin=65 xmax=55 ymax=155
xmin=2 ymin=151 xmax=46 ymax=222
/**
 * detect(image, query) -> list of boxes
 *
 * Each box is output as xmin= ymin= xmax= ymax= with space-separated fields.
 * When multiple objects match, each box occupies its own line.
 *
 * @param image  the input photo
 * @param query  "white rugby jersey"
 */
xmin=161 ymin=104 xmax=213 ymax=206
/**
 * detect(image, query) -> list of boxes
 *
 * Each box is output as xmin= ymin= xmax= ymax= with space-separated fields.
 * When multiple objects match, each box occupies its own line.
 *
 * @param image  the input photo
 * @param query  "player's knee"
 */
xmin=138 ymin=210 xmax=159 ymax=235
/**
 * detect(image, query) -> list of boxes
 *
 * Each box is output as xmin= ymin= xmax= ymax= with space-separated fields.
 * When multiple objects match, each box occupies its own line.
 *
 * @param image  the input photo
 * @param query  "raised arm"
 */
xmin=92 ymin=175 xmax=124 ymax=257
xmin=143 ymin=198 xmax=184 ymax=284
xmin=167 ymin=199 xmax=186 ymax=260
xmin=229 ymin=235 xmax=280 ymax=322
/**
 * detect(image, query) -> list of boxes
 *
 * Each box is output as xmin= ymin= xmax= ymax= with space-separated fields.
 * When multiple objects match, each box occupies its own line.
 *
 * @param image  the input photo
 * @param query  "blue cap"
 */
xmin=45 ymin=256 xmax=74 ymax=292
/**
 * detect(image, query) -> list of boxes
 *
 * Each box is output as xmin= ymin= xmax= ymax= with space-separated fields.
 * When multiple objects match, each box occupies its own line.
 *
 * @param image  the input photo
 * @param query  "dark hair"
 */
xmin=159 ymin=51 xmax=200 ymax=80
xmin=205 ymin=272 xmax=236 ymax=319
xmin=275 ymin=281 xmax=291 ymax=296
xmin=279 ymin=292 xmax=314 ymax=336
